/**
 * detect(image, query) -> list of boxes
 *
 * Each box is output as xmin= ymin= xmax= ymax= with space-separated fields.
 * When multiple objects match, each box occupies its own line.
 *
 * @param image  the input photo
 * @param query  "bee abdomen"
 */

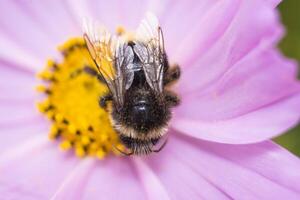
xmin=119 ymin=135 xmax=159 ymax=154
xmin=131 ymin=103 xmax=151 ymax=132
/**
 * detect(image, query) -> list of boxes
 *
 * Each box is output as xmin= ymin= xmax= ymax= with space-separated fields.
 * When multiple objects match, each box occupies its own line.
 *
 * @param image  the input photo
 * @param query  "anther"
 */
xmin=62 ymin=119 xmax=69 ymax=125
xmin=76 ymin=130 xmax=81 ymax=135
xmin=88 ymin=126 xmax=94 ymax=132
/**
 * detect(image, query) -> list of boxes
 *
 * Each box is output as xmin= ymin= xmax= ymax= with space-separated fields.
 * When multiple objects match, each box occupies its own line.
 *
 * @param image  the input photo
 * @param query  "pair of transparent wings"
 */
xmin=83 ymin=13 xmax=165 ymax=106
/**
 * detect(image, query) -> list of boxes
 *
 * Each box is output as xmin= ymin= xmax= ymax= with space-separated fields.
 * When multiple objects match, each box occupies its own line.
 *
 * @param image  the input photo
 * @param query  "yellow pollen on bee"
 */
xmin=115 ymin=26 xmax=135 ymax=42
xmin=116 ymin=26 xmax=125 ymax=36
xmin=37 ymin=37 xmax=123 ymax=159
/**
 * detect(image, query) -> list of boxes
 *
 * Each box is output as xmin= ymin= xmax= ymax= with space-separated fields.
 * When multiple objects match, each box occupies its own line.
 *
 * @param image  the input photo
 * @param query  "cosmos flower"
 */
xmin=1 ymin=0 xmax=300 ymax=199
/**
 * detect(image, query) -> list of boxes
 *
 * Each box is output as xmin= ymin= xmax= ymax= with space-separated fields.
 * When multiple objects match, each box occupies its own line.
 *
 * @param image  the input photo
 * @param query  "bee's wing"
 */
xmin=133 ymin=12 xmax=165 ymax=93
xmin=83 ymin=20 xmax=134 ymax=106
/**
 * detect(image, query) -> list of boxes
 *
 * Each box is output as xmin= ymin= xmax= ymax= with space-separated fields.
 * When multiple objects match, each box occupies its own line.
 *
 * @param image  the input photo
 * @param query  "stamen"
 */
xmin=37 ymin=38 xmax=123 ymax=159
xmin=116 ymin=26 xmax=135 ymax=42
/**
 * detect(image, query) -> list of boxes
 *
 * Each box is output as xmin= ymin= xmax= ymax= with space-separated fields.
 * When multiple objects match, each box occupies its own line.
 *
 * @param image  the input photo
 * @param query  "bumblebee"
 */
xmin=83 ymin=13 xmax=180 ymax=155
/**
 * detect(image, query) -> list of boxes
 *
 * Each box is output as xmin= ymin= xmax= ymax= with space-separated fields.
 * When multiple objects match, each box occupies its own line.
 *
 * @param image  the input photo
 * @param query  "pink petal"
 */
xmin=172 ymin=0 xmax=300 ymax=145
xmin=85 ymin=0 xmax=148 ymax=33
xmin=133 ymin=158 xmax=170 ymax=200
xmin=205 ymin=140 xmax=300 ymax=193
xmin=0 ymin=0 xmax=81 ymax=71
xmin=143 ymin=133 xmax=300 ymax=199
xmin=264 ymin=0 xmax=282 ymax=7
xmin=111 ymin=0 xmax=148 ymax=29
xmin=18 ymin=0 xmax=80 ymax=44
xmin=84 ymin=0 xmax=121 ymax=32
xmin=0 ymin=62 xmax=41 ymax=128
xmin=0 ymin=139 xmax=80 ymax=199
xmin=156 ymin=0 xmax=220 ymax=59
xmin=50 ymin=158 xmax=96 ymax=200
xmin=0 ymin=135 xmax=48 ymax=168
xmin=82 ymin=158 xmax=146 ymax=199
xmin=178 ymin=0 xmax=283 ymax=93
xmin=64 ymin=0 xmax=95 ymax=29
xmin=0 ymin=36 xmax=42 ymax=72
xmin=170 ymin=0 xmax=241 ymax=65
xmin=0 ymin=119 xmax=48 ymax=153
xmin=85 ymin=0 xmax=125 ymax=32
xmin=0 ymin=104 xmax=40 ymax=126
xmin=0 ymin=1 xmax=54 ymax=61
xmin=176 ymin=49 xmax=299 ymax=120
xmin=0 ymin=62 xmax=36 ymax=101
xmin=173 ymin=92 xmax=300 ymax=144
xmin=174 ymin=48 xmax=300 ymax=143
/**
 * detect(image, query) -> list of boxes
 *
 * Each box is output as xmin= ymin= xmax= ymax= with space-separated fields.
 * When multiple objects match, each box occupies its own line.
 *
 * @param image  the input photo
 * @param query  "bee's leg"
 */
xmin=83 ymin=66 xmax=98 ymax=76
xmin=99 ymin=93 xmax=113 ymax=109
xmin=113 ymin=145 xmax=133 ymax=156
xmin=152 ymin=138 xmax=168 ymax=153
xmin=165 ymin=90 xmax=180 ymax=107
xmin=163 ymin=64 xmax=181 ymax=86
xmin=83 ymin=66 xmax=106 ymax=83
xmin=69 ymin=66 xmax=105 ymax=83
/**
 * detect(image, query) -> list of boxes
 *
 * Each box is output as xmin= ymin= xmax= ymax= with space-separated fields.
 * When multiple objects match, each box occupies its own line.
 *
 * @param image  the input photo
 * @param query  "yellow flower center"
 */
xmin=37 ymin=38 xmax=124 ymax=159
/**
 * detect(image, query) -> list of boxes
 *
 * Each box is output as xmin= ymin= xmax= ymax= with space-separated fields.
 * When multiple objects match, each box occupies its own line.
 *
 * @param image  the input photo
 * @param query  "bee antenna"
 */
xmin=113 ymin=145 xmax=133 ymax=156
